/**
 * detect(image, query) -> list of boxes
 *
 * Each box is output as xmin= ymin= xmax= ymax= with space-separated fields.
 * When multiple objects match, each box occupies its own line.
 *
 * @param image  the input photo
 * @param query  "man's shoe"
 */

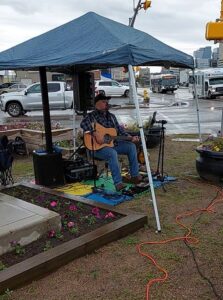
xmin=122 ymin=175 xmax=143 ymax=184
xmin=115 ymin=183 xmax=127 ymax=191
xmin=130 ymin=175 xmax=143 ymax=184
xmin=122 ymin=175 xmax=132 ymax=184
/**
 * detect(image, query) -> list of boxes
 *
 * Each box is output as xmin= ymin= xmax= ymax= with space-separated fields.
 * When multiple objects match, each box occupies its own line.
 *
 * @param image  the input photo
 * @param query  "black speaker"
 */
xmin=63 ymin=157 xmax=97 ymax=182
xmin=33 ymin=152 xmax=65 ymax=186
xmin=75 ymin=72 xmax=95 ymax=111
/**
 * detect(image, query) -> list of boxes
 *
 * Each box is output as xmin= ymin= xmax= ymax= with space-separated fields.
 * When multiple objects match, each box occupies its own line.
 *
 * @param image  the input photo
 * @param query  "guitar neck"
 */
xmin=114 ymin=135 xmax=133 ymax=141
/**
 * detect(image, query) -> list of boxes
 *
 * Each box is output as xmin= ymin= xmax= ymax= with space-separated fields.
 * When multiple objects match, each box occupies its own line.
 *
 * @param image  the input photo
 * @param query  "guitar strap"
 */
xmin=110 ymin=114 xmax=118 ymax=132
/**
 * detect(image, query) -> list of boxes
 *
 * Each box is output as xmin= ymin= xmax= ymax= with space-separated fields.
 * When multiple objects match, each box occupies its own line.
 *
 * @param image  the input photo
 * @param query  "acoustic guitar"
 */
xmin=84 ymin=122 xmax=133 ymax=150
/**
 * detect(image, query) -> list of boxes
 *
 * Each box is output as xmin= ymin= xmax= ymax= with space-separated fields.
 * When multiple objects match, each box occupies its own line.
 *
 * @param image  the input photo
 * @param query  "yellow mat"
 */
xmin=56 ymin=182 xmax=92 ymax=196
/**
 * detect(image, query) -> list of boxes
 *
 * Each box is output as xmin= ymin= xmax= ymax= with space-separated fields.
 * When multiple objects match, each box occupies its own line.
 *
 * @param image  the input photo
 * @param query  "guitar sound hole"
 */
xmin=104 ymin=134 xmax=112 ymax=144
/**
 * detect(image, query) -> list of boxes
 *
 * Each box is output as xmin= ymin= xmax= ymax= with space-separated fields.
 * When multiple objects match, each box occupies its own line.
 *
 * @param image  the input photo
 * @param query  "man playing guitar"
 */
xmin=80 ymin=93 xmax=142 ymax=191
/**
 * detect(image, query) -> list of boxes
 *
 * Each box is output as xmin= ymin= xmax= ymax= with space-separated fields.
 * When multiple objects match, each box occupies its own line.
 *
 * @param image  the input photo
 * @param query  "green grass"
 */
xmin=5 ymin=135 xmax=223 ymax=300
xmin=12 ymin=156 xmax=34 ymax=181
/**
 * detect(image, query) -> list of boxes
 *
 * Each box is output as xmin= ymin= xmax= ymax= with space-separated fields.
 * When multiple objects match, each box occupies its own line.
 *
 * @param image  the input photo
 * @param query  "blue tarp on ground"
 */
xmin=84 ymin=176 xmax=176 ymax=206
xmin=0 ymin=12 xmax=194 ymax=71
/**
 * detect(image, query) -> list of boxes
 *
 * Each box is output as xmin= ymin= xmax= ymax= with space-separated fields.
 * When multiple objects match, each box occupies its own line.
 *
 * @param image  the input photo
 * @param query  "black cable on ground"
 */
xmin=183 ymin=182 xmax=223 ymax=299
xmin=184 ymin=240 xmax=222 ymax=300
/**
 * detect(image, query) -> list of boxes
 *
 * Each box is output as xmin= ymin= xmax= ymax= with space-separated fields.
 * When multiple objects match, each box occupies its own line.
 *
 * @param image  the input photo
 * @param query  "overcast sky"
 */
xmin=0 ymin=0 xmax=221 ymax=56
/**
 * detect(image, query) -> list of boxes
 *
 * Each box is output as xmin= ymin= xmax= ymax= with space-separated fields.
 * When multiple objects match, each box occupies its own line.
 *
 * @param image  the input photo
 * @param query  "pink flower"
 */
xmin=10 ymin=240 xmax=18 ymax=247
xmin=69 ymin=204 xmax=77 ymax=211
xmin=67 ymin=221 xmax=75 ymax=228
xmin=104 ymin=212 xmax=115 ymax=219
xmin=92 ymin=207 xmax=100 ymax=215
xmin=50 ymin=201 xmax=57 ymax=207
xmin=92 ymin=207 xmax=101 ymax=218
xmin=48 ymin=229 xmax=56 ymax=238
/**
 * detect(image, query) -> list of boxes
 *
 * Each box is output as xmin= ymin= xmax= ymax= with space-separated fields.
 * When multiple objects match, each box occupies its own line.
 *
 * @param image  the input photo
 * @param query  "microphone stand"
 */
xmin=90 ymin=131 xmax=97 ymax=192
xmin=90 ymin=126 xmax=102 ymax=193
xmin=68 ymin=142 xmax=84 ymax=160
xmin=155 ymin=120 xmax=167 ymax=191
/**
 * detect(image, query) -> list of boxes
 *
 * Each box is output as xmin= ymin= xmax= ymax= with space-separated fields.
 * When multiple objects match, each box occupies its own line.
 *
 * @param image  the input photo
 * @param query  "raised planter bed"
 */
xmin=0 ymin=183 xmax=147 ymax=294
xmin=0 ymin=128 xmax=73 ymax=153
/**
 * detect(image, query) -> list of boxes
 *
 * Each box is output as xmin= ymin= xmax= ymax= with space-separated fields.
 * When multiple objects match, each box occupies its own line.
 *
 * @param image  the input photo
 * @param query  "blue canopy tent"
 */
xmin=0 ymin=12 xmax=193 ymax=71
xmin=0 ymin=12 xmax=195 ymax=231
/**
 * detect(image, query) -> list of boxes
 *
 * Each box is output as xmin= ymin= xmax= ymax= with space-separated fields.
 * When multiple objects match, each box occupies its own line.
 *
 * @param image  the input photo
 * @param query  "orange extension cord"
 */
xmin=136 ymin=180 xmax=223 ymax=300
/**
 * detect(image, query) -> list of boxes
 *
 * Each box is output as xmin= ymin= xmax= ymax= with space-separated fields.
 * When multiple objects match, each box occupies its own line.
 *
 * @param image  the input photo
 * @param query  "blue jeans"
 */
xmin=93 ymin=141 xmax=139 ymax=185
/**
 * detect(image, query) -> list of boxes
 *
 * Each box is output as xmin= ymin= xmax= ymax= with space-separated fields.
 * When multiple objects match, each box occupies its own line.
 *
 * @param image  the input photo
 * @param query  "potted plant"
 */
xmin=196 ymin=136 xmax=223 ymax=182
xmin=122 ymin=117 xmax=161 ymax=149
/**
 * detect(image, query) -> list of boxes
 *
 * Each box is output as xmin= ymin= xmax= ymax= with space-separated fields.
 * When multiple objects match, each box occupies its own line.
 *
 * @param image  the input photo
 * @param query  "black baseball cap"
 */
xmin=95 ymin=93 xmax=111 ymax=103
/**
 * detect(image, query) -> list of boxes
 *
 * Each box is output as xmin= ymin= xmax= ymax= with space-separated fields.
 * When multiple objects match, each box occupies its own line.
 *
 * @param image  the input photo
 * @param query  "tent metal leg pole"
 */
xmin=192 ymin=68 xmax=202 ymax=142
xmin=72 ymin=72 xmax=80 ymax=157
xmin=221 ymin=108 xmax=223 ymax=136
xmin=39 ymin=66 xmax=53 ymax=153
xmin=128 ymin=64 xmax=161 ymax=232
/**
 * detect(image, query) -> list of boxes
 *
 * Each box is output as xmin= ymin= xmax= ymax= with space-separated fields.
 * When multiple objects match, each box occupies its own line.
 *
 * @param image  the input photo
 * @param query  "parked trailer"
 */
xmin=189 ymin=68 xmax=223 ymax=99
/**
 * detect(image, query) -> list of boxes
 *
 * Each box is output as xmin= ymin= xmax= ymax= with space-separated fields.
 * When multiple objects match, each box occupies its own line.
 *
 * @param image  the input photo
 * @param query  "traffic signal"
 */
xmin=206 ymin=21 xmax=223 ymax=40
xmin=143 ymin=0 xmax=151 ymax=10
xmin=75 ymin=72 xmax=95 ymax=112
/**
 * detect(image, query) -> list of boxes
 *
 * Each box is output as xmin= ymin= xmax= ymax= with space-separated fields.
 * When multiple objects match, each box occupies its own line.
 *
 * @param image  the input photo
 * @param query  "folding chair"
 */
xmin=0 ymin=135 xmax=14 ymax=186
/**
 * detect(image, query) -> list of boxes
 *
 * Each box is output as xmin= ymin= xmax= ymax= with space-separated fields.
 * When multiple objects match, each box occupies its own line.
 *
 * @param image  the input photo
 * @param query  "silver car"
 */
xmin=0 ymin=83 xmax=27 ymax=95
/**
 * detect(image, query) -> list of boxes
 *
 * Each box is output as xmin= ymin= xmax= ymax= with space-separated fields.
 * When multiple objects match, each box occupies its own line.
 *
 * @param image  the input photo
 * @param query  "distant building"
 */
xmin=212 ymin=47 xmax=219 ymax=67
xmin=218 ymin=42 xmax=223 ymax=67
xmin=0 ymin=70 xmax=16 ymax=84
xmin=138 ymin=67 xmax=150 ymax=86
xmin=193 ymin=46 xmax=211 ymax=68
xmin=111 ymin=67 xmax=128 ymax=81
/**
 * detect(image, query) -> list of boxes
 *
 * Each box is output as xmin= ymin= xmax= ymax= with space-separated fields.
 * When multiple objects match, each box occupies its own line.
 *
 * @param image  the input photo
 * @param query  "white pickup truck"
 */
xmin=0 ymin=81 xmax=73 ymax=117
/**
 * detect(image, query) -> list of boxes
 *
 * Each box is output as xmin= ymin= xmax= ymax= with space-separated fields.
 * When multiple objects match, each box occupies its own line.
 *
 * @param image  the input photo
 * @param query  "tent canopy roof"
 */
xmin=0 ymin=12 xmax=194 ymax=72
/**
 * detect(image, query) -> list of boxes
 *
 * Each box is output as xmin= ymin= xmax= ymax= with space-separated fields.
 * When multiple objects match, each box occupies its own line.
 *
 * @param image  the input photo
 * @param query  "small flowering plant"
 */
xmin=10 ymin=241 xmax=26 ymax=256
xmin=120 ymin=116 xmax=153 ymax=132
xmin=197 ymin=136 xmax=223 ymax=152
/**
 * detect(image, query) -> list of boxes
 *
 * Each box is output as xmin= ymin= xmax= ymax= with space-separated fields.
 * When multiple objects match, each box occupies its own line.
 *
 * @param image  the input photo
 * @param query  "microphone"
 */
xmin=156 ymin=120 xmax=167 ymax=125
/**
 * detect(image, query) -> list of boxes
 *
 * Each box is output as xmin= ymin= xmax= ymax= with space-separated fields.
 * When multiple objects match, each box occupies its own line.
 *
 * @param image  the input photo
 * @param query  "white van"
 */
xmin=189 ymin=68 xmax=223 ymax=99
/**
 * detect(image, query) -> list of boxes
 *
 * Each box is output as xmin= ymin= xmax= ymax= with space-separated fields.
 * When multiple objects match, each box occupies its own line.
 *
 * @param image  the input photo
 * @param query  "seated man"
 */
xmin=80 ymin=93 xmax=142 ymax=191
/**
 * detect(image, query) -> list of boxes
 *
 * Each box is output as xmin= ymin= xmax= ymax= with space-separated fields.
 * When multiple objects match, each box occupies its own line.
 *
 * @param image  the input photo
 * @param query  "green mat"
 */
xmin=84 ymin=175 xmax=132 ymax=191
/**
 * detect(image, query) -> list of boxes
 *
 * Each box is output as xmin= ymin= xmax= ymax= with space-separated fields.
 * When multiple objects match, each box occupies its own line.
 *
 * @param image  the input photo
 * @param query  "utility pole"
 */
xmin=206 ymin=1 xmax=223 ymax=64
xmin=128 ymin=0 xmax=152 ymax=104
xmin=206 ymin=0 xmax=223 ymax=134
xmin=130 ymin=0 xmax=151 ymax=27
xmin=219 ymin=0 xmax=223 ymax=67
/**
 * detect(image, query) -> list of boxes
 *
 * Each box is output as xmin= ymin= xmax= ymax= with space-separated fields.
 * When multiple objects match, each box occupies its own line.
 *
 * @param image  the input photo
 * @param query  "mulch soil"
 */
xmin=0 ymin=185 xmax=123 ymax=268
